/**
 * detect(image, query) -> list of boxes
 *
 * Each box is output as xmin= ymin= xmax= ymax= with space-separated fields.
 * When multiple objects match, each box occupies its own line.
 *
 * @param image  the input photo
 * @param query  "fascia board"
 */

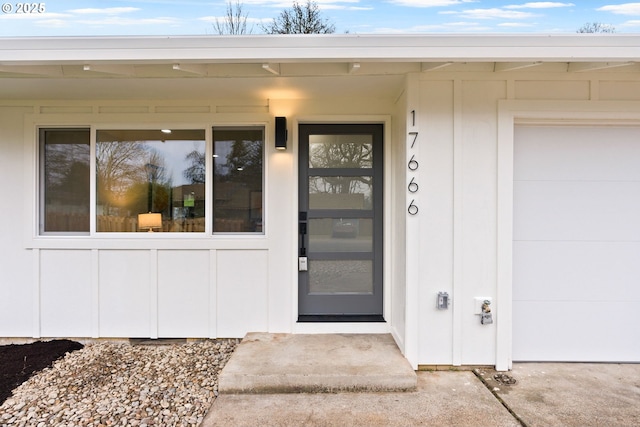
xmin=1 ymin=34 xmax=640 ymax=65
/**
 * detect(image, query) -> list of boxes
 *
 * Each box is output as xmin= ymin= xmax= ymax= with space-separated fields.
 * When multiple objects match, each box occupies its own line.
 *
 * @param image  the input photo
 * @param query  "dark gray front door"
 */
xmin=298 ymin=123 xmax=383 ymax=321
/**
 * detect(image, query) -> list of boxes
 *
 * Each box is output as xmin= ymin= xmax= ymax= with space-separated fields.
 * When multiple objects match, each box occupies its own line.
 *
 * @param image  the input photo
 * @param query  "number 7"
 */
xmin=409 ymin=132 xmax=418 ymax=148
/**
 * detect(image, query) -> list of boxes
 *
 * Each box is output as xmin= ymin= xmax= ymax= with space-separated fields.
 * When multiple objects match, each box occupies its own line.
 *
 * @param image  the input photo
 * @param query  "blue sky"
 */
xmin=1 ymin=1 xmax=638 ymax=37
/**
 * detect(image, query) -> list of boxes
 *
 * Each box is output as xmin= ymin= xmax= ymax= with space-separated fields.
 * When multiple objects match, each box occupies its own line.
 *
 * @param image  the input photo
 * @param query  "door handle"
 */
xmin=299 ymin=212 xmax=307 ymax=257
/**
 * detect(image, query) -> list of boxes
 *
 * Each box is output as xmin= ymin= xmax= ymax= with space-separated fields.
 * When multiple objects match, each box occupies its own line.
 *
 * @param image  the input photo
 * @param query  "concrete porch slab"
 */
xmin=217 ymin=332 xmax=417 ymax=394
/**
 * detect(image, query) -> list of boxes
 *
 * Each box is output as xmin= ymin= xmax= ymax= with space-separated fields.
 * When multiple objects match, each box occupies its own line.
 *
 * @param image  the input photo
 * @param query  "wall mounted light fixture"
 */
xmin=275 ymin=116 xmax=287 ymax=150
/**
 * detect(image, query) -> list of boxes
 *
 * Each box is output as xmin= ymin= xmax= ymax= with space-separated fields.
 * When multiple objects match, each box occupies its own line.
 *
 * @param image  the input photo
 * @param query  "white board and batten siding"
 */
xmin=513 ymin=125 xmax=640 ymax=362
xmin=34 ymin=248 xmax=269 ymax=339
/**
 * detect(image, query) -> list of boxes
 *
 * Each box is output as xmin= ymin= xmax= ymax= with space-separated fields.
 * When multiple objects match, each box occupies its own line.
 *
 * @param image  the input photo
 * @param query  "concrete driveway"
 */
xmin=480 ymin=363 xmax=640 ymax=427
xmin=204 ymin=363 xmax=640 ymax=427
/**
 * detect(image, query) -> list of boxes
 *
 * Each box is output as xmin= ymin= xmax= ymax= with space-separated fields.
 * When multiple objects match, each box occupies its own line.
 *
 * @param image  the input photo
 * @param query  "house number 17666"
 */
xmin=407 ymin=130 xmax=419 ymax=215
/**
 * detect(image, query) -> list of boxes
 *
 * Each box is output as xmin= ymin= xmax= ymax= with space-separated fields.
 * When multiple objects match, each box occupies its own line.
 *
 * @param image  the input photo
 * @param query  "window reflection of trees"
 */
xmin=42 ymin=130 xmax=90 ymax=233
xmin=308 ymin=137 xmax=373 ymax=209
xmin=213 ymin=128 xmax=264 ymax=233
xmin=95 ymin=132 xmax=205 ymax=232
xmin=183 ymin=149 xmax=206 ymax=184
xmin=45 ymin=143 xmax=90 ymax=209
xmin=309 ymin=137 xmax=372 ymax=169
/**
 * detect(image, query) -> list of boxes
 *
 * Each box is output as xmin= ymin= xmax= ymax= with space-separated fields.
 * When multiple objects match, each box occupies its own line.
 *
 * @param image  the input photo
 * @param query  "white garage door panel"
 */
xmin=514 ymin=241 xmax=640 ymax=301
xmin=513 ymin=301 xmax=640 ymax=361
xmin=514 ymin=181 xmax=640 ymax=241
xmin=515 ymin=126 xmax=640 ymax=181
xmin=514 ymin=124 xmax=640 ymax=362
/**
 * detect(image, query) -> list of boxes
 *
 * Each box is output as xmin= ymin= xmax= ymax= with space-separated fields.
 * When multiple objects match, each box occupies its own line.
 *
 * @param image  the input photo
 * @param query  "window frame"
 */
xmin=34 ymin=119 xmax=269 ymax=241
xmin=38 ymin=127 xmax=92 ymax=236
xmin=94 ymin=128 xmax=209 ymax=235
xmin=212 ymin=125 xmax=266 ymax=235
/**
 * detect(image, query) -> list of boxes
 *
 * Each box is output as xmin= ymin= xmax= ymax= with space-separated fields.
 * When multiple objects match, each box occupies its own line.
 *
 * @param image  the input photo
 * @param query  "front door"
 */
xmin=298 ymin=123 xmax=383 ymax=321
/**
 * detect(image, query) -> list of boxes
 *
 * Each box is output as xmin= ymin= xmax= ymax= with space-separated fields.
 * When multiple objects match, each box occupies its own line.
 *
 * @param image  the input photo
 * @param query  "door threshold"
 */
xmin=298 ymin=315 xmax=385 ymax=323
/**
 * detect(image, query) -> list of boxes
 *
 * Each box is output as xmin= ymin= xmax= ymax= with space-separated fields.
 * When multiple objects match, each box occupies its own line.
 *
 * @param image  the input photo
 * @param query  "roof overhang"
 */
xmin=1 ymin=34 xmax=639 ymax=101
xmin=1 ymin=34 xmax=640 ymax=65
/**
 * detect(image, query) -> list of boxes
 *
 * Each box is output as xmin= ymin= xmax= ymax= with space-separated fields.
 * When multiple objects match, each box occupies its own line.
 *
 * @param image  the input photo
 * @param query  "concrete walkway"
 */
xmin=205 ymin=370 xmax=518 ymax=427
xmin=203 ymin=333 xmax=640 ymax=427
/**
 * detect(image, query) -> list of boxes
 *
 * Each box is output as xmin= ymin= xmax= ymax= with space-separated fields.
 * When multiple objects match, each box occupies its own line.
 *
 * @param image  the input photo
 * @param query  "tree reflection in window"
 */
xmin=96 ymin=129 xmax=206 ymax=232
xmin=40 ymin=129 xmax=90 ymax=233
xmin=213 ymin=127 xmax=264 ymax=233
xmin=308 ymin=134 xmax=373 ymax=210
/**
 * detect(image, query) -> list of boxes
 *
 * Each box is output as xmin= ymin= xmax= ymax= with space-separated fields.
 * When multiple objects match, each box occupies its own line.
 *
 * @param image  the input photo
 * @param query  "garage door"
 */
xmin=513 ymin=125 xmax=640 ymax=362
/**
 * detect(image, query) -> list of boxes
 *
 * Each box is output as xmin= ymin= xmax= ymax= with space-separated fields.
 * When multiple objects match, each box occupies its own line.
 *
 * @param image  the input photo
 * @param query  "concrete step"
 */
xmin=218 ymin=332 xmax=417 ymax=394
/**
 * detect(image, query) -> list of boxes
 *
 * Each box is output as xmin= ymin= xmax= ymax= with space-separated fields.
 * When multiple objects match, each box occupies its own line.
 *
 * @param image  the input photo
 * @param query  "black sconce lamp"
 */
xmin=275 ymin=116 xmax=287 ymax=150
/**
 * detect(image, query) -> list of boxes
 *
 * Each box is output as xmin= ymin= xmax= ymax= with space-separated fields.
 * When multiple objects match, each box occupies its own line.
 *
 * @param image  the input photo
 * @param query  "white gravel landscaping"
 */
xmin=0 ymin=339 xmax=238 ymax=426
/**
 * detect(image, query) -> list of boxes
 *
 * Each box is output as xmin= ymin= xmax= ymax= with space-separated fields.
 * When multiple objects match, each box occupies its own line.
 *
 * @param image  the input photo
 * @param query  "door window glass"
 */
xmin=308 ymin=134 xmax=373 ymax=169
xmin=308 ymin=260 xmax=373 ymax=294
xmin=308 ymin=218 xmax=373 ymax=252
xmin=308 ymin=176 xmax=373 ymax=210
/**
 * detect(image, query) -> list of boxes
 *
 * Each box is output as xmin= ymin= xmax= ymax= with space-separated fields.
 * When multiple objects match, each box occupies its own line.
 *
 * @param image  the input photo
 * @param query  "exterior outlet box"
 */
xmin=474 ymin=297 xmax=492 ymax=314
xmin=437 ymin=292 xmax=449 ymax=310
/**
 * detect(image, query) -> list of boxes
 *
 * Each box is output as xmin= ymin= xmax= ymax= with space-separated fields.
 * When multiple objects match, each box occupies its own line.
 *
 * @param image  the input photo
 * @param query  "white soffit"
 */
xmin=1 ymin=34 xmax=640 ymax=65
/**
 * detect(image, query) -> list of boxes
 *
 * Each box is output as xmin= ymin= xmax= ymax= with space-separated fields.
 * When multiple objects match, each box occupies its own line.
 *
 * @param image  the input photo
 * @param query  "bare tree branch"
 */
xmin=261 ymin=0 xmax=335 ymax=34
xmin=214 ymin=0 xmax=252 ymax=35
xmin=577 ymin=22 xmax=616 ymax=33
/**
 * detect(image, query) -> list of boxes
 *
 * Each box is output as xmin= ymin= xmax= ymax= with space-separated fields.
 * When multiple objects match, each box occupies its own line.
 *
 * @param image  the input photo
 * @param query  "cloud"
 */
xmin=373 ymin=21 xmax=493 ymax=32
xmin=35 ymin=19 xmax=72 ymax=28
xmin=242 ymin=0 xmax=360 ymax=7
xmin=199 ymin=15 xmax=267 ymax=24
xmin=498 ymin=22 xmax=535 ymax=27
xmin=0 ymin=12 xmax=71 ymax=21
xmin=505 ymin=2 xmax=574 ymax=9
xmin=443 ymin=8 xmax=536 ymax=19
xmin=320 ymin=5 xmax=374 ymax=10
xmin=76 ymin=17 xmax=181 ymax=27
xmin=68 ymin=7 xmax=141 ymax=15
xmin=618 ymin=19 xmax=640 ymax=26
xmin=598 ymin=3 xmax=640 ymax=15
xmin=388 ymin=0 xmax=476 ymax=7
xmin=0 ymin=6 xmax=183 ymax=30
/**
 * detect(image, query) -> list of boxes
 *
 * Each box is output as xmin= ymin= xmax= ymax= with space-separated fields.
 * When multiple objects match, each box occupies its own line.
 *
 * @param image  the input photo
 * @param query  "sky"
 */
xmin=0 ymin=1 xmax=638 ymax=37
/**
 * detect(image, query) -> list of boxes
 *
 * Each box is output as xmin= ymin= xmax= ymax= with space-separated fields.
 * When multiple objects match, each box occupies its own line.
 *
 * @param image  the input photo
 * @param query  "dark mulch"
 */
xmin=0 ymin=340 xmax=83 ymax=405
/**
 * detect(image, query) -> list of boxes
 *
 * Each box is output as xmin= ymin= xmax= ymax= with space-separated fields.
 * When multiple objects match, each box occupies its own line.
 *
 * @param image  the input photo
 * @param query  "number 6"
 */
xmin=408 ymin=177 xmax=418 ymax=193
xmin=408 ymin=155 xmax=418 ymax=171
xmin=408 ymin=200 xmax=418 ymax=215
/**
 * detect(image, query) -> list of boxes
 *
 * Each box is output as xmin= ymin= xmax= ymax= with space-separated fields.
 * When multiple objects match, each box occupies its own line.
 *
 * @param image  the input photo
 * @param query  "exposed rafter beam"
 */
xmin=421 ymin=62 xmax=453 ymax=72
xmin=172 ymin=63 xmax=208 ymax=76
xmin=568 ymin=61 xmax=635 ymax=73
xmin=0 ymin=65 xmax=64 ymax=76
xmin=349 ymin=62 xmax=361 ymax=74
xmin=494 ymin=61 xmax=542 ymax=72
xmin=262 ymin=63 xmax=280 ymax=75
xmin=83 ymin=64 xmax=135 ymax=76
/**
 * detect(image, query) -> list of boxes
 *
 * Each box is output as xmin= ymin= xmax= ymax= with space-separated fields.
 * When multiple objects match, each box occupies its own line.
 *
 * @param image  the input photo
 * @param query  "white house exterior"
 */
xmin=1 ymin=35 xmax=639 ymax=370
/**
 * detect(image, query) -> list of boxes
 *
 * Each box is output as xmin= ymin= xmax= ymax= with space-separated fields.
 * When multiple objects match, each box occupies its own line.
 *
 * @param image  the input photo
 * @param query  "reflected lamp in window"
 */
xmin=40 ymin=128 xmax=90 ymax=234
xmin=95 ymin=129 xmax=206 ymax=232
xmin=213 ymin=127 xmax=264 ymax=233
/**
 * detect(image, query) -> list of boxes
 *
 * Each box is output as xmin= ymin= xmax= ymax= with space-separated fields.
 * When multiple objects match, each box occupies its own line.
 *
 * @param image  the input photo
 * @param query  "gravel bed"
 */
xmin=0 ymin=339 xmax=237 ymax=426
